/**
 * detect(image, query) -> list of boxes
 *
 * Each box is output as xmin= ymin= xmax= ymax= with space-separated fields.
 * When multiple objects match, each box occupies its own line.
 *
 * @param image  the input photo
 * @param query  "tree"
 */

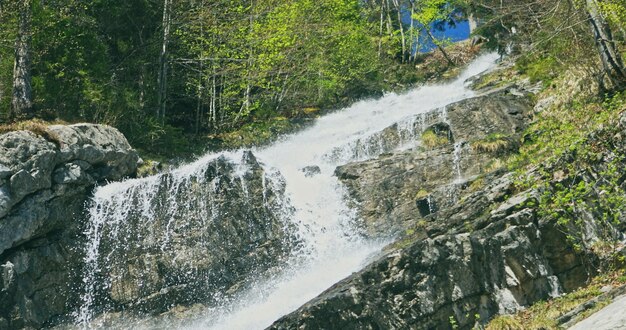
xmin=586 ymin=0 xmax=626 ymax=88
xmin=157 ymin=0 xmax=172 ymax=122
xmin=471 ymin=0 xmax=626 ymax=90
xmin=11 ymin=0 xmax=33 ymax=119
xmin=412 ymin=0 xmax=465 ymax=65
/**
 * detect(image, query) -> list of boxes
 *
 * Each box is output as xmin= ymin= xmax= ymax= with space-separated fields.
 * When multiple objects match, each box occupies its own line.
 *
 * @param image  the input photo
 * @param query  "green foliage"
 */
xmin=467 ymin=177 xmax=485 ymax=193
xmin=599 ymin=1 xmax=626 ymax=28
xmin=537 ymin=152 xmax=626 ymax=259
xmin=215 ymin=116 xmax=295 ymax=149
xmin=449 ymin=315 xmax=459 ymax=329
xmin=413 ymin=0 xmax=466 ymax=27
xmin=513 ymin=90 xmax=626 ymax=268
xmin=486 ymin=271 xmax=626 ymax=330
xmin=31 ymin=1 xmax=110 ymax=121
xmin=0 ymin=0 xmax=398 ymax=155
xmin=516 ymin=55 xmax=560 ymax=85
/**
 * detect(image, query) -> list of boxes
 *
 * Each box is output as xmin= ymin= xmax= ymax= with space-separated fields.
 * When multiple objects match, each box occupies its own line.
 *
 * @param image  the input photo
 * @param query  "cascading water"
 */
xmin=452 ymin=142 xmax=465 ymax=182
xmin=74 ymin=53 xmax=499 ymax=329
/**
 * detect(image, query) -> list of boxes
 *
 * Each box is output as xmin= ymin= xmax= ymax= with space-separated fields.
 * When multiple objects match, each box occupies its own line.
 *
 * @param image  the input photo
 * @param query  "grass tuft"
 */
xmin=0 ymin=119 xmax=65 ymax=147
xmin=421 ymin=129 xmax=450 ymax=149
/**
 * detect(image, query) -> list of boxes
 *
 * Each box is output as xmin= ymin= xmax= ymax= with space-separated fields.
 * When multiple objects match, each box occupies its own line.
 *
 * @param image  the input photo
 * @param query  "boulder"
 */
xmin=80 ymin=151 xmax=298 ymax=317
xmin=301 ymin=165 xmax=321 ymax=177
xmin=0 ymin=124 xmax=139 ymax=329
xmin=270 ymin=87 xmax=626 ymax=330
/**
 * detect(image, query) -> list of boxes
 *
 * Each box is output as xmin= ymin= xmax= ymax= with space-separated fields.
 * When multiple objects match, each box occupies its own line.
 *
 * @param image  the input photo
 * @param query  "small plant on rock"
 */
xmin=421 ymin=129 xmax=449 ymax=149
xmin=471 ymin=133 xmax=513 ymax=155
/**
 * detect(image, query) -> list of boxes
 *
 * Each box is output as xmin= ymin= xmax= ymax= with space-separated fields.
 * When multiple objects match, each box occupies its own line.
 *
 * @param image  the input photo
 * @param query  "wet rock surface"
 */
xmin=84 ymin=151 xmax=297 ymax=316
xmin=270 ymin=174 xmax=588 ymax=330
xmin=335 ymin=87 xmax=533 ymax=237
xmin=0 ymin=124 xmax=139 ymax=329
xmin=270 ymin=86 xmax=625 ymax=329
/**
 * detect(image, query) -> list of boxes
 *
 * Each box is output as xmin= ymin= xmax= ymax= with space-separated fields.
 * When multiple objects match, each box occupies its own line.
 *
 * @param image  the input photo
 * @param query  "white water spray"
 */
xmin=76 ymin=53 xmax=499 ymax=329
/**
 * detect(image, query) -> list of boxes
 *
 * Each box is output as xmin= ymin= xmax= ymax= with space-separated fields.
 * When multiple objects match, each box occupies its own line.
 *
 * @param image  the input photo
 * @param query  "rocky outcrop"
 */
xmin=270 ymin=155 xmax=594 ymax=330
xmin=270 ymin=90 xmax=626 ymax=329
xmin=0 ymin=124 xmax=139 ymax=329
xmin=335 ymin=87 xmax=533 ymax=237
xmin=78 ymin=151 xmax=297 ymax=321
xmin=270 ymin=178 xmax=586 ymax=329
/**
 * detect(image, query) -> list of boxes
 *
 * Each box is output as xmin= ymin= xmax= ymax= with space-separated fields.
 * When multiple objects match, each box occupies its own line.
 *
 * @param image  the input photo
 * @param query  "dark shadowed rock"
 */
xmin=270 ymin=176 xmax=587 ymax=330
xmin=301 ymin=165 xmax=321 ymax=177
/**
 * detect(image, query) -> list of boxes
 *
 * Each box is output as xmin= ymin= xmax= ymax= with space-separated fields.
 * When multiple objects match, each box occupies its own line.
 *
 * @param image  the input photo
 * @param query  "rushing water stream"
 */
xmin=75 ymin=53 xmax=499 ymax=329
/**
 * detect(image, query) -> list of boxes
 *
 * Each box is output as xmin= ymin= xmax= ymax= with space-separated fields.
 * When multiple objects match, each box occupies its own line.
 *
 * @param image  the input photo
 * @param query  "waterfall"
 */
xmin=74 ymin=53 xmax=499 ymax=329
xmin=452 ymin=142 xmax=465 ymax=183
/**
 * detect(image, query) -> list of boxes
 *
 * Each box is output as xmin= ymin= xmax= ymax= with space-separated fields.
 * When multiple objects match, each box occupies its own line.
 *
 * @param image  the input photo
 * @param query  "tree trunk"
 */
xmin=378 ymin=0 xmax=384 ymax=57
xmin=384 ymin=0 xmax=394 ymax=39
xmin=11 ymin=0 xmax=33 ymax=120
xmin=409 ymin=0 xmax=416 ymax=62
xmin=586 ymin=0 xmax=626 ymax=88
xmin=195 ymin=0 xmax=205 ymax=135
xmin=391 ymin=0 xmax=406 ymax=63
xmin=468 ymin=13 xmax=478 ymax=33
xmin=157 ymin=0 xmax=172 ymax=121
xmin=427 ymin=29 xmax=455 ymax=66
xmin=209 ymin=63 xmax=217 ymax=130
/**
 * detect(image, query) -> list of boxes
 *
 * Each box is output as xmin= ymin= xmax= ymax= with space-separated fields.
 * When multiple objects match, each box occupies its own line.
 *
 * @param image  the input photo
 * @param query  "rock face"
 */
xmin=269 ymin=87 xmax=626 ymax=329
xmin=336 ymin=87 xmax=533 ymax=237
xmin=78 ymin=151 xmax=297 ymax=320
xmin=270 ymin=177 xmax=586 ymax=330
xmin=0 ymin=124 xmax=139 ymax=329
xmin=270 ymin=86 xmax=619 ymax=329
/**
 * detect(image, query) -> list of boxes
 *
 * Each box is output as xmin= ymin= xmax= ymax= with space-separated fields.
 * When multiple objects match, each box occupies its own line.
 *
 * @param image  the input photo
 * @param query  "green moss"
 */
xmin=485 ymin=315 xmax=524 ymax=330
xmin=471 ymin=133 xmax=513 ymax=154
xmin=216 ymin=116 xmax=297 ymax=149
xmin=516 ymin=55 xmax=560 ymax=86
xmin=415 ymin=189 xmax=430 ymax=199
xmin=467 ymin=177 xmax=485 ymax=193
xmin=0 ymin=119 xmax=65 ymax=146
xmin=421 ymin=129 xmax=449 ymax=149
xmin=136 ymin=159 xmax=160 ymax=177
xmin=470 ymin=66 xmax=518 ymax=91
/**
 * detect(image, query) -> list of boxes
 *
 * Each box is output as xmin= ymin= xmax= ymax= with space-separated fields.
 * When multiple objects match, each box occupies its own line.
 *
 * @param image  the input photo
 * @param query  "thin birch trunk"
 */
xmin=586 ymin=0 xmax=626 ymax=87
xmin=11 ymin=0 xmax=33 ymax=120
xmin=391 ymin=0 xmax=406 ymax=63
xmin=157 ymin=0 xmax=172 ymax=121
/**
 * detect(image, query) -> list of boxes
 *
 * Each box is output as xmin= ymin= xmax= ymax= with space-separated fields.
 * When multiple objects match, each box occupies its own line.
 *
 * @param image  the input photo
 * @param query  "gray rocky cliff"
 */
xmin=269 ymin=176 xmax=587 ymax=330
xmin=0 ymin=123 xmax=299 ymax=329
xmin=79 ymin=151 xmax=297 ymax=320
xmin=0 ymin=124 xmax=139 ymax=329
xmin=269 ymin=86 xmax=622 ymax=329
xmin=335 ymin=87 xmax=533 ymax=238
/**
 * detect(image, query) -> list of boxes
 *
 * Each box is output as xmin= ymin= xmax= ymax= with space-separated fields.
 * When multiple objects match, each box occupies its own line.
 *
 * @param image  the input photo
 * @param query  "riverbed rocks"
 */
xmin=0 ymin=124 xmax=139 ymax=329
xmin=269 ymin=87 xmax=626 ymax=329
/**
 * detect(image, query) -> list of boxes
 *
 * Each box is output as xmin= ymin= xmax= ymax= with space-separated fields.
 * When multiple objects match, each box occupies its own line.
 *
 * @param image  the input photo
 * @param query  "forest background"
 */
xmin=1 ymin=0 xmax=625 ymax=159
